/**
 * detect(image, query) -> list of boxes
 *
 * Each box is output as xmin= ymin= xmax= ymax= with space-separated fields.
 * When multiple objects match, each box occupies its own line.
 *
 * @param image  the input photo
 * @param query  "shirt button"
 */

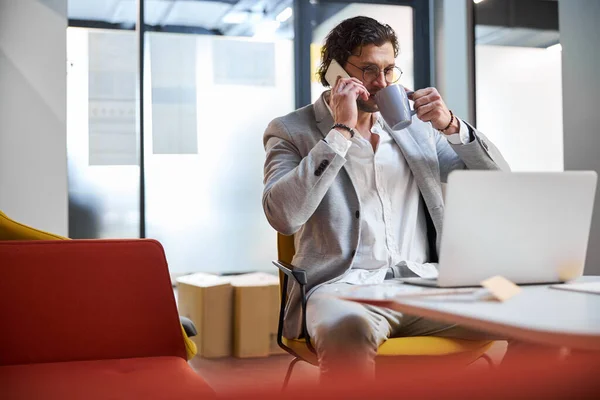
xmin=355 ymin=210 xmax=360 ymax=219
xmin=351 ymin=250 xmax=356 ymax=257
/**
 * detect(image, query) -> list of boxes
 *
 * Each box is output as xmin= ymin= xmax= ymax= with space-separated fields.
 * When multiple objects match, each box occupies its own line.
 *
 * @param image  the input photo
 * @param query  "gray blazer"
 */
xmin=263 ymin=92 xmax=510 ymax=338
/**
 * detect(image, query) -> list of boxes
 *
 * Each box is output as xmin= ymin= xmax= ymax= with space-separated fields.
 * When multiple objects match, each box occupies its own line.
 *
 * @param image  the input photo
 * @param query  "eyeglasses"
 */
xmin=345 ymin=61 xmax=403 ymax=84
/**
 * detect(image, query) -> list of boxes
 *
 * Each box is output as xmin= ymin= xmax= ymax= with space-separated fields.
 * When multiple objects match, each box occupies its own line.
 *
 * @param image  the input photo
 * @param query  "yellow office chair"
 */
xmin=274 ymin=233 xmax=494 ymax=389
xmin=0 ymin=209 xmax=198 ymax=360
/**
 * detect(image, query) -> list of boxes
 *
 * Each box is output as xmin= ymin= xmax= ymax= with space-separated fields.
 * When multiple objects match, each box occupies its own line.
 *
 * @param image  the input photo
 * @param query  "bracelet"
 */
xmin=441 ymin=110 xmax=455 ymax=133
xmin=331 ymin=123 xmax=355 ymax=138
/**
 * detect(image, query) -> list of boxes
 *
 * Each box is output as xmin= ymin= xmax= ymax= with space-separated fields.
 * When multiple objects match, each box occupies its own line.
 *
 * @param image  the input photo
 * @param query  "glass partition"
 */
xmin=142 ymin=0 xmax=295 ymax=275
xmin=144 ymin=32 xmax=294 ymax=275
xmin=67 ymin=28 xmax=140 ymax=239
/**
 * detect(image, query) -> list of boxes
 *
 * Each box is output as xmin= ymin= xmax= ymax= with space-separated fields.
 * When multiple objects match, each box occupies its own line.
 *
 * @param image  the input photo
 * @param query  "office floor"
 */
xmin=189 ymin=342 xmax=508 ymax=395
xmin=190 ymin=353 xmax=316 ymax=395
xmin=174 ymin=286 xmax=508 ymax=394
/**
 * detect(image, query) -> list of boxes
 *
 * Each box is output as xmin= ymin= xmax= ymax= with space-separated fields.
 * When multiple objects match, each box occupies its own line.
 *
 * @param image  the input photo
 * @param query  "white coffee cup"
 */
xmin=374 ymin=84 xmax=416 ymax=130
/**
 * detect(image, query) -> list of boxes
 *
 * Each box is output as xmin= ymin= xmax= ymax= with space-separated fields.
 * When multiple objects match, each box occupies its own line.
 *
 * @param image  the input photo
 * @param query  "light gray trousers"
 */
xmin=306 ymin=281 xmax=549 ymax=380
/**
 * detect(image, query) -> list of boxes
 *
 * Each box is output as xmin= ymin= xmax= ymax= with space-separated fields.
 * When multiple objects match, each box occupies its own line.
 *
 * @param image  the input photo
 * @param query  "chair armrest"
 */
xmin=179 ymin=316 xmax=197 ymax=338
xmin=272 ymin=260 xmax=307 ymax=285
xmin=272 ymin=260 xmax=315 ymax=354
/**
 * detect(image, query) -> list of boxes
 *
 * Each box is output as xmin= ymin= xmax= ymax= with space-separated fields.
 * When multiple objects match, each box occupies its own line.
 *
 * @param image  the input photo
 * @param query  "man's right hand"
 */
xmin=329 ymin=76 xmax=370 ymax=139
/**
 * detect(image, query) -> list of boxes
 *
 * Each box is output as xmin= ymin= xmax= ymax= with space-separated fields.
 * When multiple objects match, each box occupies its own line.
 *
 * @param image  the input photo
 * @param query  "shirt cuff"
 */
xmin=444 ymin=118 xmax=471 ymax=145
xmin=324 ymin=129 xmax=352 ymax=157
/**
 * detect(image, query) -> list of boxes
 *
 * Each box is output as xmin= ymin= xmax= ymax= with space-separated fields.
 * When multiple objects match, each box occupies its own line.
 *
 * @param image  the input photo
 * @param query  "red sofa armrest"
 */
xmin=0 ymin=239 xmax=187 ymax=366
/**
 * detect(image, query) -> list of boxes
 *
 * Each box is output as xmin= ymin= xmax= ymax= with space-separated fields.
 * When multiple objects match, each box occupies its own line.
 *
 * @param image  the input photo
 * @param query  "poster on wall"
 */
xmin=88 ymin=32 xmax=138 ymax=166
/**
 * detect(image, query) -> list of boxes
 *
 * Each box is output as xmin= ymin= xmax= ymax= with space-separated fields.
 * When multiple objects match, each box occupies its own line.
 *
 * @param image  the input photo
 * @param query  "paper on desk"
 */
xmin=343 ymin=281 xmax=414 ymax=300
xmin=341 ymin=275 xmax=522 ymax=304
xmin=480 ymin=275 xmax=521 ymax=301
xmin=550 ymin=281 xmax=600 ymax=295
xmin=343 ymin=283 xmax=494 ymax=303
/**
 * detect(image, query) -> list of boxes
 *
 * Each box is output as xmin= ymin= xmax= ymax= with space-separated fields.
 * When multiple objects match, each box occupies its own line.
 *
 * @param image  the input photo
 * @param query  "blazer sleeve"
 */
xmin=435 ymin=121 xmax=511 ymax=182
xmin=262 ymin=118 xmax=347 ymax=235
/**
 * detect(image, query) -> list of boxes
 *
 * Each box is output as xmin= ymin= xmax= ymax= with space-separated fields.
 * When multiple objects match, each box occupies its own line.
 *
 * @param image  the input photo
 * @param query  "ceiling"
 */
xmin=68 ymin=0 xmax=294 ymax=37
xmin=474 ymin=0 xmax=559 ymax=48
xmin=69 ymin=0 xmax=559 ymax=46
xmin=476 ymin=26 xmax=559 ymax=48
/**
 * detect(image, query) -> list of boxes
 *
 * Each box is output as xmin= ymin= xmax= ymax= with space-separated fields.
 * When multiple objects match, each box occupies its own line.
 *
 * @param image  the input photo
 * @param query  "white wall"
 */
xmin=475 ymin=45 xmax=563 ymax=172
xmin=559 ymin=0 xmax=600 ymax=275
xmin=0 ymin=0 xmax=68 ymax=235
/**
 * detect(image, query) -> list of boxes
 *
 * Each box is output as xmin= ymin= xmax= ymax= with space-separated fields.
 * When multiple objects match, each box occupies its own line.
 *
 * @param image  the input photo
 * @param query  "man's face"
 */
xmin=344 ymin=42 xmax=396 ymax=113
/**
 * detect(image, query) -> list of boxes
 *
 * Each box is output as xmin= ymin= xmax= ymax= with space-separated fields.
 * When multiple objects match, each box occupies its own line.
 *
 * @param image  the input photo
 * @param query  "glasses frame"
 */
xmin=345 ymin=60 xmax=403 ymax=84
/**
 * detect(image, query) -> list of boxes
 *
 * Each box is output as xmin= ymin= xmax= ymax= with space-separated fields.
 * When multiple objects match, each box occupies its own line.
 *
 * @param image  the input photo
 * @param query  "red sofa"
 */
xmin=0 ymin=239 xmax=215 ymax=399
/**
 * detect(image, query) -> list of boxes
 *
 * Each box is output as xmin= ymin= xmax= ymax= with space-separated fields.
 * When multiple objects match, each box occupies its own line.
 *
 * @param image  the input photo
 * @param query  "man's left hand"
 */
xmin=409 ymin=87 xmax=460 ymax=135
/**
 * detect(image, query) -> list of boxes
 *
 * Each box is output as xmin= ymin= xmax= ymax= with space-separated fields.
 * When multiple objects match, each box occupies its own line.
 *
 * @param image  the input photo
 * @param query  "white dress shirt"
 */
xmin=323 ymin=104 xmax=470 ymax=285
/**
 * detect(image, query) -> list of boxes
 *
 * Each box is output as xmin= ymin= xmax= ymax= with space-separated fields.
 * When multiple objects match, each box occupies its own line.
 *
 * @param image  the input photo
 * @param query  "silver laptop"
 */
xmin=403 ymin=171 xmax=597 ymax=288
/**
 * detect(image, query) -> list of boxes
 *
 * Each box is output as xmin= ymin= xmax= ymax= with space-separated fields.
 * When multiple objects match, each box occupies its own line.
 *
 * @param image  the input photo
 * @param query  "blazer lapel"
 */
xmin=388 ymin=122 xmax=444 ymax=234
xmin=315 ymin=92 xmax=335 ymax=140
xmin=313 ymin=91 xmax=362 ymax=199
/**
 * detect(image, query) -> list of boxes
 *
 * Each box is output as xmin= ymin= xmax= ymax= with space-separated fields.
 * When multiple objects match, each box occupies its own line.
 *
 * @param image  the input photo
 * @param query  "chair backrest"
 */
xmin=0 ymin=239 xmax=187 ymax=366
xmin=0 ymin=210 xmax=68 ymax=240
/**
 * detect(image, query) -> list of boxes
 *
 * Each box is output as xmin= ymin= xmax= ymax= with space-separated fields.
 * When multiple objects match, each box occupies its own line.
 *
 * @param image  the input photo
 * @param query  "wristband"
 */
xmin=441 ymin=110 xmax=455 ymax=133
xmin=331 ymin=123 xmax=355 ymax=138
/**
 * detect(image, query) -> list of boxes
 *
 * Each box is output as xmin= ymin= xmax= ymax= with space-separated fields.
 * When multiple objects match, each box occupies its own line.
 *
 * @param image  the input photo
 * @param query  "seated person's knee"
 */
xmin=314 ymin=313 xmax=376 ymax=349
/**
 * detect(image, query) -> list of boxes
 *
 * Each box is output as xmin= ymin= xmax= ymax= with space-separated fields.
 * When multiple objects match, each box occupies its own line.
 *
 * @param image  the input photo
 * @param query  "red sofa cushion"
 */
xmin=0 ymin=356 xmax=215 ymax=399
xmin=0 ymin=240 xmax=187 ymax=365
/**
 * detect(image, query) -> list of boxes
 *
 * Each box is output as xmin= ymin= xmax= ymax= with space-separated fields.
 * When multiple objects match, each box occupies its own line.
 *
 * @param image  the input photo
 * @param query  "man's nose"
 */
xmin=372 ymin=71 xmax=387 ymax=89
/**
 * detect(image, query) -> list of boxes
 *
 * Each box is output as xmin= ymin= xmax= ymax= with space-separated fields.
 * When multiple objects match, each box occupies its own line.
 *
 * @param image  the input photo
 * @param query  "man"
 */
xmin=262 ymin=16 xmax=512 ymax=381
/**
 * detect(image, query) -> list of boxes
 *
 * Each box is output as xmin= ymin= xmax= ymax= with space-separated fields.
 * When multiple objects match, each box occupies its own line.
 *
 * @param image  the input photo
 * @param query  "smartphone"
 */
xmin=324 ymin=59 xmax=350 ymax=87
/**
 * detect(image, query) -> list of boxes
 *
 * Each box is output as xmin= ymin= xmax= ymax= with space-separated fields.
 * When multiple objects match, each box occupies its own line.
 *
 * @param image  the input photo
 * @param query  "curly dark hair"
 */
xmin=317 ymin=16 xmax=399 ymax=87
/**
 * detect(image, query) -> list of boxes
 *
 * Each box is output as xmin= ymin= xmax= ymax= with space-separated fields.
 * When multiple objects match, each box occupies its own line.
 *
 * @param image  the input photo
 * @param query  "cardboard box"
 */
xmin=176 ymin=273 xmax=233 ymax=358
xmin=230 ymin=272 xmax=284 ymax=358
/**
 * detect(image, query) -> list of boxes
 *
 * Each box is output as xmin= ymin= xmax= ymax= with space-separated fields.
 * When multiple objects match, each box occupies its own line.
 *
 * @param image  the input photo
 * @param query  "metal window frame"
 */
xmin=137 ymin=0 xmax=146 ymax=238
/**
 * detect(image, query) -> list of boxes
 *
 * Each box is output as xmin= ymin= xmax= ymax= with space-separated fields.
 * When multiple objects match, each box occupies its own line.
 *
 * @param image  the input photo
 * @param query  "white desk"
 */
xmin=342 ymin=276 xmax=600 ymax=351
